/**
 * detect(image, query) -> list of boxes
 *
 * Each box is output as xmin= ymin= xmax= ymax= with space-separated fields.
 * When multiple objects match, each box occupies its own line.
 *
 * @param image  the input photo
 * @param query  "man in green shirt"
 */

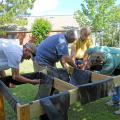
xmin=82 ymin=46 xmax=120 ymax=114
xmin=82 ymin=46 xmax=120 ymax=75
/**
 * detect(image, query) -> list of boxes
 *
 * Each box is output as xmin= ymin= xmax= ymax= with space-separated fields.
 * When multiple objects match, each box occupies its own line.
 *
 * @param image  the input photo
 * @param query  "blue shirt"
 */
xmin=87 ymin=46 xmax=120 ymax=75
xmin=35 ymin=34 xmax=69 ymax=66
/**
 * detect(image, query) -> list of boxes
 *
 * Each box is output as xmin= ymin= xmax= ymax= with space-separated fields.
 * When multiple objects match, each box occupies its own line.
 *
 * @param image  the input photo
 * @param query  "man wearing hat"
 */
xmin=81 ymin=46 xmax=120 ymax=114
xmin=32 ymin=29 xmax=78 ymax=71
xmin=0 ymin=39 xmax=40 ymax=87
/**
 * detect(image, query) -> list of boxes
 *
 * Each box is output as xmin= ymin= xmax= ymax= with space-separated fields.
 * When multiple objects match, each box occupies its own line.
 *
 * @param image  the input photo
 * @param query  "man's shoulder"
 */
xmin=3 ymin=43 xmax=23 ymax=58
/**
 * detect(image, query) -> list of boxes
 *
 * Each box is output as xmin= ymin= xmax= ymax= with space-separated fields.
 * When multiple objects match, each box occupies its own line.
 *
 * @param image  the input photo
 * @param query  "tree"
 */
xmin=74 ymin=0 xmax=120 ymax=46
xmin=0 ymin=0 xmax=35 ymax=34
xmin=32 ymin=18 xmax=52 ymax=45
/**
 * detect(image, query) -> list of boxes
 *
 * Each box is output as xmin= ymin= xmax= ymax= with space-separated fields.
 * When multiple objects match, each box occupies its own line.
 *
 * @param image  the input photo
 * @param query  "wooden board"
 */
xmin=17 ymin=103 xmax=30 ymax=120
xmin=113 ymin=75 xmax=120 ymax=87
xmin=0 ymin=92 xmax=5 ymax=120
xmin=53 ymin=77 xmax=77 ymax=91
xmin=91 ymin=72 xmax=111 ymax=81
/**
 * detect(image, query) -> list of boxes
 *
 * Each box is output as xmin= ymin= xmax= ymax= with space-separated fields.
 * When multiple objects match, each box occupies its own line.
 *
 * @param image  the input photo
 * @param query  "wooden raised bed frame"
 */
xmin=0 ymin=72 xmax=119 ymax=120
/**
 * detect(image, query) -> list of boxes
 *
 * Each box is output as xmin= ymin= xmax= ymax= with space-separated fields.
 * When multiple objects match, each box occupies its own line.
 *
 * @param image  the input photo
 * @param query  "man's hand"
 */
xmin=31 ymin=79 xmax=40 ymax=85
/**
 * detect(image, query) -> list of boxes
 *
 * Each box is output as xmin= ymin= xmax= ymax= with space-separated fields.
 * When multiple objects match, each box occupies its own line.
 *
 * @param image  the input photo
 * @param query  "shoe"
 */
xmin=114 ymin=109 xmax=120 ymax=115
xmin=106 ymin=100 xmax=114 ymax=106
xmin=106 ymin=100 xmax=119 ymax=106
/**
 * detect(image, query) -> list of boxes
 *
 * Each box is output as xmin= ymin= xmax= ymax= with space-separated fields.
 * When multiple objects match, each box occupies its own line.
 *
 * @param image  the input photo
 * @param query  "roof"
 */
xmin=0 ymin=15 xmax=79 ymax=33
xmin=26 ymin=15 xmax=79 ymax=31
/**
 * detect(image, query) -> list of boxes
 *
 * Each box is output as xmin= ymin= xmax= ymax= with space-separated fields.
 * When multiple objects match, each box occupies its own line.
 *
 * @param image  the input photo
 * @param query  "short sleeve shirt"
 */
xmin=35 ymin=34 xmax=69 ymax=66
xmin=0 ymin=39 xmax=23 ymax=70
xmin=72 ymin=36 xmax=93 ymax=59
xmin=87 ymin=46 xmax=120 ymax=75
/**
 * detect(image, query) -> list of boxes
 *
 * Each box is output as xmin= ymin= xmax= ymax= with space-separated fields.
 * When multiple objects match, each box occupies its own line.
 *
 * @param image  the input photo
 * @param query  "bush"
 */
xmin=32 ymin=18 xmax=52 ymax=45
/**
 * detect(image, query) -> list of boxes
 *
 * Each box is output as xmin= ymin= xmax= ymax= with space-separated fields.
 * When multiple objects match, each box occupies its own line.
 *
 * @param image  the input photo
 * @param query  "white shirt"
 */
xmin=0 ymin=39 xmax=23 ymax=70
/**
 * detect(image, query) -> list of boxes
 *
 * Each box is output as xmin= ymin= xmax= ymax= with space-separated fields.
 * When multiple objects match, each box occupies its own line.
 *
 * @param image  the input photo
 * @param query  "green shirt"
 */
xmin=87 ymin=46 xmax=120 ymax=75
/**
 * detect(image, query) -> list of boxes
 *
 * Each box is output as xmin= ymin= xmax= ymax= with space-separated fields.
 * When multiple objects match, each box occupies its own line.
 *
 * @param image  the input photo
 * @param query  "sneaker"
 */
xmin=114 ymin=109 xmax=120 ymax=115
xmin=106 ymin=100 xmax=119 ymax=106
xmin=106 ymin=100 xmax=114 ymax=106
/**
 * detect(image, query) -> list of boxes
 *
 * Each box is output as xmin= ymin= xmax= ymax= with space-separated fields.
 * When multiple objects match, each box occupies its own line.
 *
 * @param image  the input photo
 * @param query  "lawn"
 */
xmin=4 ymin=60 xmax=120 ymax=120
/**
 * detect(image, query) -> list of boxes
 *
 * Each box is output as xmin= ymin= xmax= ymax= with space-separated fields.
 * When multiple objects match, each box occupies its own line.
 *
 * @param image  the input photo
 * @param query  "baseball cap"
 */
xmin=24 ymin=42 xmax=36 ymax=58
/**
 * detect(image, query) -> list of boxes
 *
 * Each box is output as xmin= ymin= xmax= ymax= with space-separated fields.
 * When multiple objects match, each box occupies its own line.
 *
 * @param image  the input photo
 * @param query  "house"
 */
xmin=0 ymin=15 xmax=79 ymax=44
xmin=27 ymin=15 xmax=79 ymax=34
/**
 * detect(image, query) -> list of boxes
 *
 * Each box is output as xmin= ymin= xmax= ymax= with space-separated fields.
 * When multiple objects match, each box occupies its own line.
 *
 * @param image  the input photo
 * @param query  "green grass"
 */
xmin=4 ymin=60 xmax=120 ymax=120
xmin=5 ymin=60 xmax=34 ymax=75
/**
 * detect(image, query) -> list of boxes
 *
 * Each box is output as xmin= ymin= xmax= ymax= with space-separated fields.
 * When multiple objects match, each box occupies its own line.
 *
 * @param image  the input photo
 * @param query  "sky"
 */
xmin=31 ymin=0 xmax=120 ymax=16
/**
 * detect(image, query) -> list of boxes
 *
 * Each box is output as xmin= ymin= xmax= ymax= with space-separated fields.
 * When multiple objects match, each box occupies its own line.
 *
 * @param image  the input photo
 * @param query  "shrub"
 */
xmin=32 ymin=18 xmax=52 ymax=45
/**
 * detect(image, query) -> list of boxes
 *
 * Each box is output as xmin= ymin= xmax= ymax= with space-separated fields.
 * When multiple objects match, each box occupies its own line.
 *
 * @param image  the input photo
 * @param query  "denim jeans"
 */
xmin=112 ymin=87 xmax=120 ymax=102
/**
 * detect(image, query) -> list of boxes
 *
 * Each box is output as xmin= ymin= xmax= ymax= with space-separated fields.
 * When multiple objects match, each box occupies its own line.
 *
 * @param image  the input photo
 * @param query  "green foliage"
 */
xmin=31 ymin=18 xmax=52 ymax=45
xmin=0 ymin=0 xmax=35 ymax=34
xmin=74 ymin=0 xmax=120 ymax=46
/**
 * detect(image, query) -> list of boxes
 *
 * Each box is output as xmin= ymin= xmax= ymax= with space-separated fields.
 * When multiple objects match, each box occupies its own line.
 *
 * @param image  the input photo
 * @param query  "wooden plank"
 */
xmin=69 ymin=88 xmax=79 ymax=104
xmin=0 ymin=92 xmax=5 ymax=120
xmin=17 ymin=103 xmax=30 ymax=120
xmin=113 ymin=75 xmax=120 ymax=87
xmin=53 ymin=77 xmax=77 ymax=91
xmin=29 ymin=100 xmax=44 ymax=119
xmin=91 ymin=72 xmax=110 ymax=81
xmin=92 ymin=73 xmax=120 ymax=87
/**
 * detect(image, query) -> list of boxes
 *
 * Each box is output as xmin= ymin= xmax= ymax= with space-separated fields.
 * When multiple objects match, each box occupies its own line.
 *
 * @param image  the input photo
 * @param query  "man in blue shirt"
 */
xmin=34 ymin=29 xmax=78 ymax=71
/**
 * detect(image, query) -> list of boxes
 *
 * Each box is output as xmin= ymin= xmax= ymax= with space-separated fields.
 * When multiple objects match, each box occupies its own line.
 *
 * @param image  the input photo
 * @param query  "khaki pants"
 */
xmin=33 ymin=61 xmax=48 ymax=74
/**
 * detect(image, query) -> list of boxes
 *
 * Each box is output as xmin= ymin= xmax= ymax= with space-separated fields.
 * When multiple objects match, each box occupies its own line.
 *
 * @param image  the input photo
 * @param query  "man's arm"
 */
xmin=11 ymin=68 xmax=40 ymax=85
xmin=60 ymin=55 xmax=77 ymax=69
xmin=71 ymin=44 xmax=77 ymax=62
xmin=81 ymin=52 xmax=89 ymax=70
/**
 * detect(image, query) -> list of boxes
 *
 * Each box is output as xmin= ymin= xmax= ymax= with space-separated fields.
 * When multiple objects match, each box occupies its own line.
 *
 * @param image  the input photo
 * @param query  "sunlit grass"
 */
xmin=5 ymin=60 xmax=34 ymax=75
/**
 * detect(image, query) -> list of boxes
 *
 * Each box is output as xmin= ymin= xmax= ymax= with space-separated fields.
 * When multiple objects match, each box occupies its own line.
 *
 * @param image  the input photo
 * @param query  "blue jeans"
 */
xmin=112 ymin=87 xmax=120 ymax=102
xmin=75 ymin=59 xmax=83 ymax=65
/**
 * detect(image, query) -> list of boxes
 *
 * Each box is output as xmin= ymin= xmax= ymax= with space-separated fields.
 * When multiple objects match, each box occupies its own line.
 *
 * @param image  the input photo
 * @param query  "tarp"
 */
xmin=70 ymin=69 xmax=91 ymax=86
xmin=47 ymin=68 xmax=70 ymax=83
xmin=40 ymin=92 xmax=70 ymax=120
xmin=78 ymin=77 xmax=114 ymax=105
xmin=48 ymin=68 xmax=114 ymax=105
xmin=0 ymin=81 xmax=19 ymax=111
xmin=1 ymin=72 xmax=41 ymax=86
